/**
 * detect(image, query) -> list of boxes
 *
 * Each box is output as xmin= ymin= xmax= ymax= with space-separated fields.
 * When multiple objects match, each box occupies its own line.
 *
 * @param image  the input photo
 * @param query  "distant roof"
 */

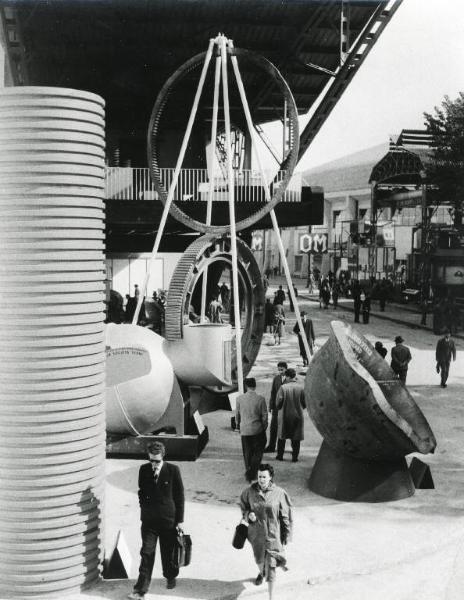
xmin=301 ymin=143 xmax=389 ymax=193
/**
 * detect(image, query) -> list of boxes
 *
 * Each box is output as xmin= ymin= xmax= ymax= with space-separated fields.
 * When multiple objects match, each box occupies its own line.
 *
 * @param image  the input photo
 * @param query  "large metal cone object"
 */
xmin=306 ymin=321 xmax=436 ymax=460
xmin=305 ymin=321 xmax=436 ymax=502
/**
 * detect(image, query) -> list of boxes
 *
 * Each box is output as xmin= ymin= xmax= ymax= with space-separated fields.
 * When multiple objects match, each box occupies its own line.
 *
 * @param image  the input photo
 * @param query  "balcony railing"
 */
xmin=105 ymin=167 xmax=302 ymax=203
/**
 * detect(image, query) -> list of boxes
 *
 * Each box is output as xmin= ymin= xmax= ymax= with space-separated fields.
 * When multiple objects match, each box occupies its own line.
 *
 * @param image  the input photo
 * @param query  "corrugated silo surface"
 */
xmin=0 ymin=88 xmax=106 ymax=597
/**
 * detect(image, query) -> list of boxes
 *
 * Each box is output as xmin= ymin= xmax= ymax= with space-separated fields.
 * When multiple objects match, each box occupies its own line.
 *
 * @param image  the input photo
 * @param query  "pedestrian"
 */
xmin=128 ymin=442 xmax=184 ymax=599
xmin=264 ymin=362 xmax=287 ymax=454
xmin=374 ymin=341 xmax=387 ymax=359
xmin=265 ymin=298 xmax=274 ymax=333
xmin=292 ymin=311 xmax=315 ymax=366
xmin=435 ymin=329 xmax=456 ymax=388
xmin=331 ymin=281 xmax=340 ymax=309
xmin=262 ymin=274 xmax=269 ymax=294
xmin=352 ymin=280 xmax=361 ymax=323
xmin=390 ymin=335 xmax=412 ymax=384
xmin=235 ymin=378 xmax=268 ymax=482
xmin=239 ymin=464 xmax=292 ymax=600
xmin=272 ymin=303 xmax=285 ymax=345
xmin=134 ymin=283 xmax=140 ymax=300
xmin=378 ymin=279 xmax=388 ymax=312
xmin=362 ymin=292 xmax=371 ymax=324
xmin=207 ymin=296 xmax=223 ymax=323
xmin=320 ymin=278 xmax=330 ymax=309
xmin=274 ymin=285 xmax=286 ymax=306
xmin=275 ymin=368 xmax=306 ymax=462
xmin=287 ymin=287 xmax=294 ymax=312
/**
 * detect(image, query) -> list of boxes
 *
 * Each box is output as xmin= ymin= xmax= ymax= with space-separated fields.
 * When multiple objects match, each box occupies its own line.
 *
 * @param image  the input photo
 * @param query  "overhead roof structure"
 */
xmin=3 ymin=0 xmax=402 ymax=166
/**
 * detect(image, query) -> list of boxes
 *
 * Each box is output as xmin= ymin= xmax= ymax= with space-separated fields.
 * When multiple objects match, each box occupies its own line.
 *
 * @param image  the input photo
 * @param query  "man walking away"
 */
xmin=436 ymin=329 xmax=456 ymax=388
xmin=352 ymin=280 xmax=361 ymax=323
xmin=275 ymin=369 xmax=306 ymax=462
xmin=236 ymin=378 xmax=268 ymax=482
xmin=264 ymin=362 xmax=287 ymax=454
xmin=293 ymin=311 xmax=315 ymax=367
xmin=129 ymin=442 xmax=184 ymax=599
xmin=390 ymin=335 xmax=412 ymax=384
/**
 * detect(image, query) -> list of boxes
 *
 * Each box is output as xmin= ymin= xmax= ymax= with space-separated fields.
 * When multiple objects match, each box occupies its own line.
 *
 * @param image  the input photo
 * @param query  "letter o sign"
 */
xmin=299 ymin=234 xmax=313 ymax=253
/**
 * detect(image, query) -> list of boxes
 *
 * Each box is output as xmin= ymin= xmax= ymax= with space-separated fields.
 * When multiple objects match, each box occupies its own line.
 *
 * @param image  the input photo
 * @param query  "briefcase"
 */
xmin=174 ymin=531 xmax=192 ymax=568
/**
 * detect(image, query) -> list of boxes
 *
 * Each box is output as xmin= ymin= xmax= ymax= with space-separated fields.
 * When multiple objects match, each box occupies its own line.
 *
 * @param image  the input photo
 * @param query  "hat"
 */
xmin=395 ymin=335 xmax=404 ymax=344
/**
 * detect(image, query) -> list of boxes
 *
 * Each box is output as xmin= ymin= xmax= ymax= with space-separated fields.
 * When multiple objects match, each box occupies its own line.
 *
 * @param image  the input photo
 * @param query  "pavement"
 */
xmin=53 ymin=283 xmax=464 ymax=600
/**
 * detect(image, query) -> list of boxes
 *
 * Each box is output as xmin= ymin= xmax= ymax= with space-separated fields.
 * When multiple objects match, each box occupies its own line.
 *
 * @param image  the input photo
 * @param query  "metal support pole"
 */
xmin=132 ymin=38 xmax=215 ymax=325
xmin=200 ymin=49 xmax=222 ymax=322
xmin=228 ymin=39 xmax=312 ymax=361
xmin=221 ymin=36 xmax=244 ymax=392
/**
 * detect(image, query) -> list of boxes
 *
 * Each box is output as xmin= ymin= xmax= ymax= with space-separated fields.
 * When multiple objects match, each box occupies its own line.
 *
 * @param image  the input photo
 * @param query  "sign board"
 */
xmin=299 ymin=233 xmax=328 ymax=254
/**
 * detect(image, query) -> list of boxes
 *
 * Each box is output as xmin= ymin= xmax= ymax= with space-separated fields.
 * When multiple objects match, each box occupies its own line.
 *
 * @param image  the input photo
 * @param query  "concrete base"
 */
xmin=309 ymin=441 xmax=415 ymax=502
xmin=106 ymin=427 xmax=209 ymax=461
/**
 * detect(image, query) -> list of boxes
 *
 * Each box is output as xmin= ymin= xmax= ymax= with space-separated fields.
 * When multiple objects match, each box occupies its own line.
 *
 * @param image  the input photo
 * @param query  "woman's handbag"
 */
xmin=174 ymin=530 xmax=192 ymax=567
xmin=232 ymin=521 xmax=248 ymax=549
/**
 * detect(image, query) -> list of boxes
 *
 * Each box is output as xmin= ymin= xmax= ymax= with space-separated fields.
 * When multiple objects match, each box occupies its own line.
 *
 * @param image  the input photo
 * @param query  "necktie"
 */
xmin=154 ymin=471 xmax=159 ymax=484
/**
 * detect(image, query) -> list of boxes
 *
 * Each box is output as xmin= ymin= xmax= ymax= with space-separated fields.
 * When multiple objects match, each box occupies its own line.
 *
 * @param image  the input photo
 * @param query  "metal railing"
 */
xmin=105 ymin=167 xmax=302 ymax=203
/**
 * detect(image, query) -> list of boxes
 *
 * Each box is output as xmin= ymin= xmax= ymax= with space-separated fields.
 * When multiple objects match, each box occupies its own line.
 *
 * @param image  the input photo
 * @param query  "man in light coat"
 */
xmin=236 ymin=378 xmax=268 ymax=482
xmin=275 ymin=369 xmax=306 ymax=462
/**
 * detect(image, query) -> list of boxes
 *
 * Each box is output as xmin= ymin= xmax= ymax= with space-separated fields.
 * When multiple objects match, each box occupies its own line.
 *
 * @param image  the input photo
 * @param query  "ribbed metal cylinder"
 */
xmin=0 ymin=87 xmax=106 ymax=598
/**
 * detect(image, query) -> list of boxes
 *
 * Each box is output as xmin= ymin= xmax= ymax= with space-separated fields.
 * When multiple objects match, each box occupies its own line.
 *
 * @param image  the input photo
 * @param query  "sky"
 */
xmin=293 ymin=0 xmax=464 ymax=171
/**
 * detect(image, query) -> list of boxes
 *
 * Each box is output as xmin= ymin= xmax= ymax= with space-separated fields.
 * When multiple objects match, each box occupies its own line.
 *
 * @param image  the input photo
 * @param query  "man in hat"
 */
xmin=390 ymin=335 xmax=412 ymax=383
xmin=292 ymin=311 xmax=315 ymax=367
xmin=435 ymin=329 xmax=456 ymax=388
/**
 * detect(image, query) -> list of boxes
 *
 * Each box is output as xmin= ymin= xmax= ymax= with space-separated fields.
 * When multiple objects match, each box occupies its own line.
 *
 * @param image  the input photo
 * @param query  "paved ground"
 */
xmin=66 ymin=284 xmax=464 ymax=600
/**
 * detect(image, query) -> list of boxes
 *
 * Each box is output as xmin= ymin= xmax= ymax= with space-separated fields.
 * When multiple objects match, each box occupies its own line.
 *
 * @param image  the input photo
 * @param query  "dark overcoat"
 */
xmin=276 ymin=381 xmax=306 ymax=440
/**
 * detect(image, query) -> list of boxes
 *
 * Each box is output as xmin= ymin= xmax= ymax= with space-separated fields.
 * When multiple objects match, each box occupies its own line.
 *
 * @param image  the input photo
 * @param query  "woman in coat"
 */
xmin=239 ymin=464 xmax=292 ymax=600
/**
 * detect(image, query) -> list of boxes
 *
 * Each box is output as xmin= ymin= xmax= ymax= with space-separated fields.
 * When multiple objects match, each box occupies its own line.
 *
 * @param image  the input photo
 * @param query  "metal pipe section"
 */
xmin=0 ymin=87 xmax=106 ymax=597
xmin=200 ymin=51 xmax=222 ymax=322
xmin=221 ymin=36 xmax=244 ymax=393
xmin=228 ymin=41 xmax=312 ymax=362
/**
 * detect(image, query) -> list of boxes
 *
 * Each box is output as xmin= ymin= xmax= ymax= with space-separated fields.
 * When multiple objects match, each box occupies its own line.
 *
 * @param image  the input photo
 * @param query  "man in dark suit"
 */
xmin=436 ymin=329 xmax=456 ymax=388
xmin=293 ymin=311 xmax=315 ymax=366
xmin=390 ymin=335 xmax=412 ymax=384
xmin=264 ymin=361 xmax=287 ymax=453
xmin=129 ymin=442 xmax=185 ymax=599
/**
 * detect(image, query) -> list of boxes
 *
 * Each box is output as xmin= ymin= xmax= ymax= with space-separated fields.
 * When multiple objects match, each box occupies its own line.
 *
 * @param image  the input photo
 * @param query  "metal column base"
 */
xmin=309 ymin=441 xmax=415 ymax=502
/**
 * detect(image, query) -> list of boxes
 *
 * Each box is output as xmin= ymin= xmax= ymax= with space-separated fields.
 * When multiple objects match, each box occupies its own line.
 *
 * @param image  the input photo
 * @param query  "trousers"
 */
xmin=241 ymin=431 xmax=266 ymax=480
xmin=266 ymin=410 xmax=278 ymax=451
xmin=438 ymin=360 xmax=450 ymax=385
xmin=134 ymin=524 xmax=178 ymax=594
xmin=277 ymin=439 xmax=300 ymax=460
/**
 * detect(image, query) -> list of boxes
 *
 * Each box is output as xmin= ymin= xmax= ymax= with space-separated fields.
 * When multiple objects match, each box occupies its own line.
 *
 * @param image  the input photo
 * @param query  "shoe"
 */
xmin=166 ymin=579 xmax=176 ymax=589
xmin=127 ymin=592 xmax=145 ymax=600
xmin=255 ymin=573 xmax=264 ymax=585
xmin=263 ymin=447 xmax=275 ymax=453
xmin=292 ymin=457 xmax=298 ymax=463
xmin=275 ymin=455 xmax=284 ymax=461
